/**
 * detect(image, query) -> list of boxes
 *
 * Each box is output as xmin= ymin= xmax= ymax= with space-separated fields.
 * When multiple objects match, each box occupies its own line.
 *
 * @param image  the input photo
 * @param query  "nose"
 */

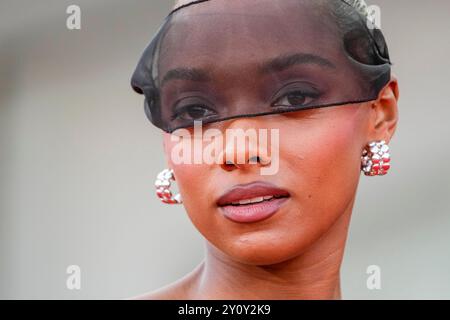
xmin=216 ymin=118 xmax=272 ymax=172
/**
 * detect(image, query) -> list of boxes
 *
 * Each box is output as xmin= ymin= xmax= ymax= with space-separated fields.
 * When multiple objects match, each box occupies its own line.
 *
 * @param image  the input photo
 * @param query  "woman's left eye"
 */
xmin=272 ymin=91 xmax=318 ymax=108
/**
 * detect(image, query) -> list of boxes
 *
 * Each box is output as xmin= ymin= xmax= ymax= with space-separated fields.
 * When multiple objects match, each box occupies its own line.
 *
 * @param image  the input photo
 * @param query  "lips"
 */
xmin=216 ymin=181 xmax=290 ymax=223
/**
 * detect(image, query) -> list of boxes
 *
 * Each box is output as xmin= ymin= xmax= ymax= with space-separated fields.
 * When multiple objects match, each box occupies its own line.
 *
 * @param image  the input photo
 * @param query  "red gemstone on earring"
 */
xmin=382 ymin=163 xmax=391 ymax=170
xmin=162 ymin=192 xmax=172 ymax=200
xmin=156 ymin=189 xmax=164 ymax=197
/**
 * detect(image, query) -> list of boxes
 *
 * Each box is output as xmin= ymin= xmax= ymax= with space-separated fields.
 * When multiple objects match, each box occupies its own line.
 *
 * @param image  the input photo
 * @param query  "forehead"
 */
xmin=157 ymin=0 xmax=344 ymax=74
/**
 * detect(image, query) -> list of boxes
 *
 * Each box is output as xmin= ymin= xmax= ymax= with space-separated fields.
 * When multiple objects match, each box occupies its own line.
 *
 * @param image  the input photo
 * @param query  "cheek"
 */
xmin=162 ymin=133 xmax=217 ymax=230
xmin=170 ymin=163 xmax=211 ymax=230
xmin=291 ymin=116 xmax=363 ymax=177
xmin=280 ymin=108 xmax=365 ymax=231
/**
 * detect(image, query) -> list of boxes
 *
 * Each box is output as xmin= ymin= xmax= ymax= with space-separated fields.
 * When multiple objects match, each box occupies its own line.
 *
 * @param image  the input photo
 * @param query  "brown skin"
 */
xmin=132 ymin=0 xmax=399 ymax=300
xmin=133 ymin=79 xmax=399 ymax=300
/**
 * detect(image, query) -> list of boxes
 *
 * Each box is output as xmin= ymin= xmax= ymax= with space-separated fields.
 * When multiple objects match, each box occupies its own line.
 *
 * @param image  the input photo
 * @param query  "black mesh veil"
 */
xmin=131 ymin=0 xmax=391 ymax=133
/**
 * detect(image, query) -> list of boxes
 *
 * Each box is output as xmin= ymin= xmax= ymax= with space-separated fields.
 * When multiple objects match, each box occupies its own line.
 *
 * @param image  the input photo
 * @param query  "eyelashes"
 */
xmin=271 ymin=90 xmax=321 ymax=109
xmin=169 ymin=84 xmax=323 ymax=122
xmin=170 ymin=103 xmax=217 ymax=121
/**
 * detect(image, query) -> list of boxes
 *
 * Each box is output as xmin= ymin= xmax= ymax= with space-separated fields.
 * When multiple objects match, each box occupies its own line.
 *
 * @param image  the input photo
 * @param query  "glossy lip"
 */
xmin=216 ymin=181 xmax=290 ymax=223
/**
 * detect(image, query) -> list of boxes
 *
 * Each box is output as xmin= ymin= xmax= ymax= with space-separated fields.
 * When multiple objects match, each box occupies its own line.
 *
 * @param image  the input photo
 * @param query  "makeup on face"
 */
xmin=216 ymin=181 xmax=290 ymax=223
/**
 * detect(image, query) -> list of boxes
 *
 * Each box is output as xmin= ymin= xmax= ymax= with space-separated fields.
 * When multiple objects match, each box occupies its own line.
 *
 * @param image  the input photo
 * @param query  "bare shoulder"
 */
xmin=127 ymin=263 xmax=203 ymax=300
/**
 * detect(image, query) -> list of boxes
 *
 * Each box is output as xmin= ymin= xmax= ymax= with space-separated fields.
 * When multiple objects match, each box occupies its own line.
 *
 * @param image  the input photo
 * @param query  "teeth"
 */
xmin=230 ymin=195 xmax=278 ymax=206
xmin=243 ymin=196 xmax=264 ymax=204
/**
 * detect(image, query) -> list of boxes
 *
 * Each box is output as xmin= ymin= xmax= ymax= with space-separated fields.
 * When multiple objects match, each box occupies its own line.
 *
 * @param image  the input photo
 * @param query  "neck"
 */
xmin=189 ymin=197 xmax=355 ymax=300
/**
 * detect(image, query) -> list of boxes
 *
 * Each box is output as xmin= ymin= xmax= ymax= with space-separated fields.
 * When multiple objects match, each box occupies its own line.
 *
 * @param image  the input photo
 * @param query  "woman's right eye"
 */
xmin=171 ymin=104 xmax=217 ymax=121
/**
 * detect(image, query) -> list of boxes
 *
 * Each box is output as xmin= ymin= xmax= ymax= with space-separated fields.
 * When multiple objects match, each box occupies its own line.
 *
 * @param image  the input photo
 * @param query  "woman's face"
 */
xmin=160 ymin=0 xmax=375 ymax=265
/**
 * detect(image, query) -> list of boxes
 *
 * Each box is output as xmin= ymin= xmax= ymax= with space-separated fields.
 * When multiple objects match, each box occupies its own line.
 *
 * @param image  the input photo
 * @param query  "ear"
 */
xmin=367 ymin=75 xmax=400 ymax=144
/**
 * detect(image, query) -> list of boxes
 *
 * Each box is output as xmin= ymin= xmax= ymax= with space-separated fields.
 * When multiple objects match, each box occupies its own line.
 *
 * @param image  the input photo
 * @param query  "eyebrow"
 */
xmin=160 ymin=52 xmax=336 ymax=87
xmin=259 ymin=53 xmax=336 ymax=74
xmin=161 ymin=67 xmax=211 ymax=87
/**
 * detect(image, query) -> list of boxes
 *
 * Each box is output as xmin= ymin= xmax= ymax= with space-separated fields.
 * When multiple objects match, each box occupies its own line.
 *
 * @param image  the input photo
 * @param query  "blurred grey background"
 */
xmin=0 ymin=0 xmax=449 ymax=299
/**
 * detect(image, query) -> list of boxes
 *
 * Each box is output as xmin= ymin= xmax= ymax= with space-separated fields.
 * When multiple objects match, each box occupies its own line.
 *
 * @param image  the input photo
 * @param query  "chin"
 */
xmin=216 ymin=232 xmax=314 ymax=266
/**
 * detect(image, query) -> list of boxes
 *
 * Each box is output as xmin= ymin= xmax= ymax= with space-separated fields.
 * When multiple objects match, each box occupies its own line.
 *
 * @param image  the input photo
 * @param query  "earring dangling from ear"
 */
xmin=361 ymin=140 xmax=391 ymax=176
xmin=155 ymin=168 xmax=183 ymax=204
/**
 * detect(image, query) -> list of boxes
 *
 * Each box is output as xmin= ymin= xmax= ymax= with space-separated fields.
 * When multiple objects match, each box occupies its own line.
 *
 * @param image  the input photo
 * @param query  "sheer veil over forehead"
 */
xmin=131 ymin=0 xmax=391 ymax=133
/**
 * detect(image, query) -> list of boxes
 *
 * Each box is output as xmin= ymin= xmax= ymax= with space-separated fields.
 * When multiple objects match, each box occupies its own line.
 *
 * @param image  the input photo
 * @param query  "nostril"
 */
xmin=221 ymin=160 xmax=237 ymax=172
xmin=248 ymin=156 xmax=260 ymax=164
